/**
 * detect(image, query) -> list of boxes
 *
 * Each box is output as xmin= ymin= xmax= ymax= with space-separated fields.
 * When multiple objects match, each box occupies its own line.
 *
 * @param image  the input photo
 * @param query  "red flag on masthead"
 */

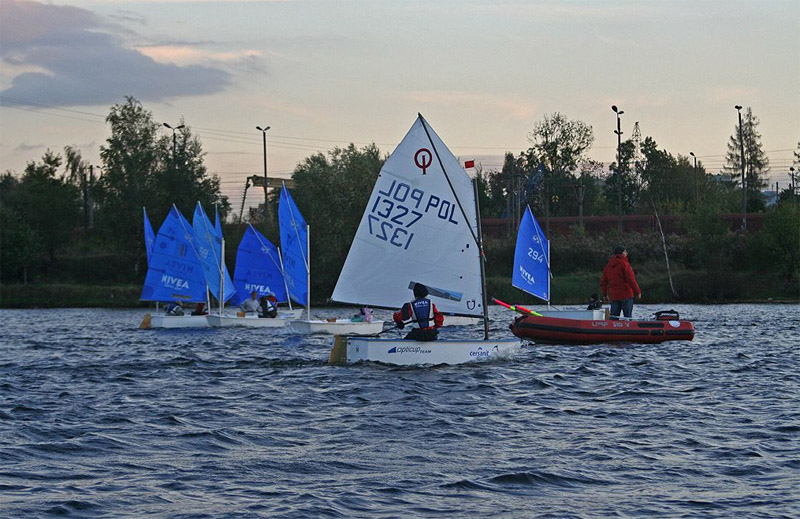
xmin=464 ymin=160 xmax=475 ymax=169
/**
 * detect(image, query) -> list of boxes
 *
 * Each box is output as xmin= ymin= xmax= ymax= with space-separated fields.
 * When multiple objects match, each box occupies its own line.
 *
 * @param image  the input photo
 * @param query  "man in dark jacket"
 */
xmin=600 ymin=246 xmax=642 ymax=319
xmin=393 ymin=283 xmax=444 ymax=341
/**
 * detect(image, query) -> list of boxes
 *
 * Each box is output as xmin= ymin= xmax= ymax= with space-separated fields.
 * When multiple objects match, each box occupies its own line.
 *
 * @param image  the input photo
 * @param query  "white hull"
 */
xmin=141 ymin=313 xmax=210 ymax=329
xmin=278 ymin=308 xmax=304 ymax=319
xmin=289 ymin=319 xmax=385 ymax=335
xmin=442 ymin=315 xmax=482 ymax=326
xmin=207 ymin=313 xmax=290 ymax=328
xmin=330 ymin=336 xmax=521 ymax=366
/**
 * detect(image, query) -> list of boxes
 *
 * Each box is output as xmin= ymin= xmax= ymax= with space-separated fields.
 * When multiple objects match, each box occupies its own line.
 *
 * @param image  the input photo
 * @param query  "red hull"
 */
xmin=510 ymin=314 xmax=695 ymax=345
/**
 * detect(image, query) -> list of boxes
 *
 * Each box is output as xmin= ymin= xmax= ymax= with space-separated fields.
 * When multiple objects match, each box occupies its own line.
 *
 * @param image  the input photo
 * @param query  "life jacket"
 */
xmin=410 ymin=298 xmax=434 ymax=329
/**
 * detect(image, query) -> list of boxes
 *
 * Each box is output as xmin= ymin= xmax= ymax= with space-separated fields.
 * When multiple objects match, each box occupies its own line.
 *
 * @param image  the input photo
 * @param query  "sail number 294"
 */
xmin=528 ymin=247 xmax=545 ymax=263
xmin=366 ymin=179 xmax=459 ymax=250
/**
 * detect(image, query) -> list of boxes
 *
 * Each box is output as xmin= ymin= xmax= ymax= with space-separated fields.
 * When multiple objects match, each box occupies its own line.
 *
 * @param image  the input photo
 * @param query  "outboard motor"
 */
xmin=655 ymin=310 xmax=680 ymax=321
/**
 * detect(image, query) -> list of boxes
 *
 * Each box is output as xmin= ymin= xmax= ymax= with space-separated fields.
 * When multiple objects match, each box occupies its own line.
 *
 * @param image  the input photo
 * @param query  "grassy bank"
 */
xmin=2 ymin=271 xmax=797 ymax=309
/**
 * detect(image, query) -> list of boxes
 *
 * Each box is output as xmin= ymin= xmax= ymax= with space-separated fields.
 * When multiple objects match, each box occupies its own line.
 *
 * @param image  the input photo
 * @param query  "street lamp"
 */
xmin=612 ymin=105 xmax=624 ymax=233
xmin=734 ymin=105 xmax=746 ymax=230
xmin=163 ymin=122 xmax=185 ymax=160
xmin=790 ymin=167 xmax=797 ymax=204
xmin=690 ymin=151 xmax=698 ymax=204
xmin=256 ymin=125 xmax=271 ymax=222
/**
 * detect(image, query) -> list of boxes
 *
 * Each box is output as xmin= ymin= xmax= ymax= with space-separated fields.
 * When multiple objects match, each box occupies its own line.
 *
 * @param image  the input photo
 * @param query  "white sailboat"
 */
xmin=139 ymin=205 xmax=212 ymax=329
xmin=280 ymin=182 xmax=385 ymax=335
xmin=328 ymin=114 xmax=521 ymax=365
xmin=207 ymin=224 xmax=301 ymax=327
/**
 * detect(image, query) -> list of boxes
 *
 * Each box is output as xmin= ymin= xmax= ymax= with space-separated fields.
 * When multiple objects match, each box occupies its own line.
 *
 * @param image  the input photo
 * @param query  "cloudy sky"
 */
xmin=1 ymin=0 xmax=798 ymax=206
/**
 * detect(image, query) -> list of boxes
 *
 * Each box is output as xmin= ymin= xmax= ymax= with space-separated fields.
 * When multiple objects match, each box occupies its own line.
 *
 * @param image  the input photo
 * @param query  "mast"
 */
xmin=473 ymin=179 xmax=490 ymax=340
xmin=277 ymin=247 xmax=293 ymax=311
xmin=219 ymin=236 xmax=225 ymax=315
xmin=306 ymin=224 xmax=311 ymax=319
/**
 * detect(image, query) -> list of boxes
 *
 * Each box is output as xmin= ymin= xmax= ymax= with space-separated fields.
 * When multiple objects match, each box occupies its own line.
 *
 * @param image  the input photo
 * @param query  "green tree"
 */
xmin=4 ymin=151 xmax=82 ymax=265
xmin=605 ymin=139 xmax=638 ymax=216
xmin=154 ymin=120 xmax=229 ymax=222
xmin=523 ymin=113 xmax=595 ymax=223
xmin=0 ymin=173 xmax=44 ymax=283
xmin=96 ymin=97 xmax=161 ymax=251
xmin=636 ymin=137 xmax=698 ymax=213
xmin=95 ymin=97 xmax=228 ymax=259
xmin=756 ymin=203 xmax=800 ymax=279
xmin=724 ymin=106 xmax=770 ymax=211
xmin=289 ymin=143 xmax=385 ymax=295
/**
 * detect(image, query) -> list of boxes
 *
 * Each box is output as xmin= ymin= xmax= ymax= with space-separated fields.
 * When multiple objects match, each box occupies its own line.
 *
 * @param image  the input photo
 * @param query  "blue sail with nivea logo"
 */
xmin=278 ymin=183 xmax=308 ymax=307
xmin=192 ymin=202 xmax=235 ymax=303
xmin=143 ymin=207 xmax=156 ymax=264
xmin=231 ymin=224 xmax=289 ymax=305
xmin=140 ymin=205 xmax=207 ymax=302
xmin=512 ymin=206 xmax=550 ymax=302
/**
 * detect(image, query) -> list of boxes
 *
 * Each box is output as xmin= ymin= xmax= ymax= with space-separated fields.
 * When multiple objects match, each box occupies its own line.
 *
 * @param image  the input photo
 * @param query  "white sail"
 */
xmin=332 ymin=114 xmax=484 ymax=317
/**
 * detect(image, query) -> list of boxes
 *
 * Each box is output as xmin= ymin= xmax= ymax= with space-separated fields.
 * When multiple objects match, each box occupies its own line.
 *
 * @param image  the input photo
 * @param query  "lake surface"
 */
xmin=1 ymin=304 xmax=798 ymax=518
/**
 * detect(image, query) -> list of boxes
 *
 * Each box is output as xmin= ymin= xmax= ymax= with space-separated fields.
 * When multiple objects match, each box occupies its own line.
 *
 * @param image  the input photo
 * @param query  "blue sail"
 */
xmin=143 ymin=207 xmax=156 ymax=264
xmin=192 ymin=202 xmax=236 ymax=303
xmin=140 ymin=205 xmax=208 ymax=303
xmin=512 ymin=206 xmax=550 ymax=302
xmin=278 ymin=183 xmax=308 ymax=307
xmin=231 ymin=224 xmax=289 ymax=305
xmin=214 ymin=206 xmax=223 ymax=240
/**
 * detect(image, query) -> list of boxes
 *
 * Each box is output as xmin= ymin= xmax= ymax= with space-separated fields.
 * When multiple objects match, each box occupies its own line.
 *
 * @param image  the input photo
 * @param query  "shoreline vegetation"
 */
xmin=3 ymin=100 xmax=798 ymax=311
xmin=2 ymin=271 xmax=796 ymax=309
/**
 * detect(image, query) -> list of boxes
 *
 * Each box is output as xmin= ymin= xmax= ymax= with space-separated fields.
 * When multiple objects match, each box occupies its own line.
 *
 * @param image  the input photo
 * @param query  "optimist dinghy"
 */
xmin=279 ymin=183 xmax=385 ymax=335
xmin=139 ymin=205 xmax=212 ymax=329
xmin=328 ymin=114 xmax=521 ymax=365
xmin=208 ymin=223 xmax=301 ymax=328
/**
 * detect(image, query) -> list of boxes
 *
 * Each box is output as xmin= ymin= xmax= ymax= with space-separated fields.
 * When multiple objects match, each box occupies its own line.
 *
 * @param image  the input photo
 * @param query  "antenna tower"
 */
xmin=631 ymin=121 xmax=643 ymax=167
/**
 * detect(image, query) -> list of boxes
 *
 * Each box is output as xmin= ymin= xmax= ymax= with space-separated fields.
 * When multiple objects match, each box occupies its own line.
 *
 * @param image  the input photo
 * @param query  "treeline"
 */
xmin=1 ymin=98 xmax=798 ymax=306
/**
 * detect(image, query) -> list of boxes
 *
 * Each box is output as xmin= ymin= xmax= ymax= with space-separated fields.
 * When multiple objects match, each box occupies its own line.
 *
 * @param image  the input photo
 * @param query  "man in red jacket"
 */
xmin=600 ymin=245 xmax=642 ymax=319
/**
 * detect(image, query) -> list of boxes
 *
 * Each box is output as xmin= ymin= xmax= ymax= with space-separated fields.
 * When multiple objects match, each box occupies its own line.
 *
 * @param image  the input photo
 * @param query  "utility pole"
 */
xmin=690 ymin=151 xmax=698 ymax=205
xmin=257 ymin=125 xmax=271 ymax=223
xmin=735 ymin=106 xmax=747 ymax=231
xmin=612 ymin=105 xmax=624 ymax=233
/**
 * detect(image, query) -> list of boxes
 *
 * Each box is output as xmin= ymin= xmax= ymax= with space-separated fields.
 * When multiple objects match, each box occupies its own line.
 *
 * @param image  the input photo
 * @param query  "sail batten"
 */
xmin=331 ymin=114 xmax=484 ymax=317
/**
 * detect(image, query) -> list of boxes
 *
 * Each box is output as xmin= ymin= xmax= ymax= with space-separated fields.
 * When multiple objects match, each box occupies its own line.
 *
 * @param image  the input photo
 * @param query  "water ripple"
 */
xmin=0 ymin=304 xmax=799 ymax=518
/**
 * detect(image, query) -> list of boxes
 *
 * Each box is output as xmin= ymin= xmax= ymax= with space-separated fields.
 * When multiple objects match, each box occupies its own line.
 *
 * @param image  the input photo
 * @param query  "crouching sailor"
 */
xmin=393 ymin=283 xmax=444 ymax=341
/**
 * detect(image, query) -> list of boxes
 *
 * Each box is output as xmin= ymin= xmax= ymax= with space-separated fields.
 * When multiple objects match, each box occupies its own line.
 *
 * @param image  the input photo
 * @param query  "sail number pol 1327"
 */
xmin=367 ymin=179 xmax=460 ymax=250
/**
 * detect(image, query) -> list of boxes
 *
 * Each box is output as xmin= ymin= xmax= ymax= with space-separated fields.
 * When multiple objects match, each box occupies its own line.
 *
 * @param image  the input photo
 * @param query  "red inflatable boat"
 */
xmin=510 ymin=311 xmax=695 ymax=345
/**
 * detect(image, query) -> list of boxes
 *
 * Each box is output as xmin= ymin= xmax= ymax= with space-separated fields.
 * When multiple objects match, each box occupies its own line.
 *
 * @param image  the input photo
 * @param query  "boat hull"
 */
xmin=207 ymin=313 xmax=290 ymax=328
xmin=289 ymin=319 xmax=385 ymax=335
xmin=511 ymin=315 xmax=695 ymax=345
xmin=330 ymin=336 xmax=522 ymax=365
xmin=142 ymin=314 xmax=211 ymax=329
xmin=442 ymin=315 xmax=482 ymax=326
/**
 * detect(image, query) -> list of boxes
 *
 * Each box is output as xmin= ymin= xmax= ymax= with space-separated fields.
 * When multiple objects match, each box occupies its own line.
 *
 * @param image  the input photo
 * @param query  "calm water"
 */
xmin=1 ymin=304 xmax=798 ymax=519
